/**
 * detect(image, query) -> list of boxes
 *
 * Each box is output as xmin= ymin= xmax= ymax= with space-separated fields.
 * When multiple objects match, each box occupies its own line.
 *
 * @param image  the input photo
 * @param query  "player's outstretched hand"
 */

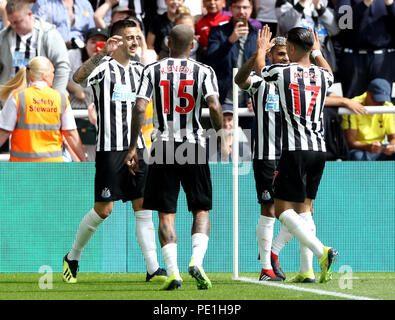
xmin=125 ymin=148 xmax=139 ymax=175
xmin=256 ymin=25 xmax=273 ymax=53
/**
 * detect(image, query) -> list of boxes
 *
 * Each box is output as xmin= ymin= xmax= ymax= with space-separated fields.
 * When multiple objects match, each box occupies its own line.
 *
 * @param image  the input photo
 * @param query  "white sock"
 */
xmin=298 ymin=212 xmax=316 ymax=273
xmin=135 ymin=210 xmax=159 ymax=275
xmin=271 ymin=223 xmax=294 ymax=256
xmin=68 ymin=209 xmax=104 ymax=261
xmin=256 ymin=216 xmax=275 ymax=269
xmin=279 ymin=209 xmax=324 ymax=259
xmin=162 ymin=243 xmax=179 ymax=277
xmin=191 ymin=233 xmax=209 ymax=267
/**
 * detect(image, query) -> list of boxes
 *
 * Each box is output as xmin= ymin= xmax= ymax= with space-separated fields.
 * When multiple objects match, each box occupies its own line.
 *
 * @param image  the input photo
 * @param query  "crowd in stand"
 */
xmin=0 ymin=0 xmax=394 ymax=161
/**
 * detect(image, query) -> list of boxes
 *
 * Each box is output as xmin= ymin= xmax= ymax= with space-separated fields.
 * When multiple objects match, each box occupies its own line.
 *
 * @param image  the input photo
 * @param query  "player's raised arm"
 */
xmin=73 ymin=35 xmax=123 ymax=84
xmin=254 ymin=25 xmax=273 ymax=77
xmin=234 ymin=52 xmax=256 ymax=90
xmin=309 ymin=28 xmax=333 ymax=75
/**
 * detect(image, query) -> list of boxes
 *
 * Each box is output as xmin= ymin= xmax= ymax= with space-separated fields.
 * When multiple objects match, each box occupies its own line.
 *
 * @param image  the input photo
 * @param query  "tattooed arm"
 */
xmin=73 ymin=35 xmax=124 ymax=84
xmin=234 ymin=53 xmax=256 ymax=90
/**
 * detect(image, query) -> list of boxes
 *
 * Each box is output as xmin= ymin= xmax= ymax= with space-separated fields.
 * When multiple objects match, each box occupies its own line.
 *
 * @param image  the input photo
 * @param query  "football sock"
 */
xmin=191 ymin=233 xmax=209 ymax=267
xmin=256 ymin=215 xmax=275 ymax=270
xmin=271 ymin=222 xmax=294 ymax=256
xmin=162 ymin=243 xmax=179 ymax=277
xmin=68 ymin=208 xmax=104 ymax=261
xmin=298 ymin=212 xmax=316 ymax=274
xmin=279 ymin=209 xmax=324 ymax=259
xmin=135 ymin=210 xmax=160 ymax=275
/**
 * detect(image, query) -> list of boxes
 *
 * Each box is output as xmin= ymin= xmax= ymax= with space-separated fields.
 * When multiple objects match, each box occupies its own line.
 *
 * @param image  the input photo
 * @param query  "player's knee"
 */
xmin=132 ymin=197 xmax=145 ymax=212
xmin=94 ymin=202 xmax=113 ymax=219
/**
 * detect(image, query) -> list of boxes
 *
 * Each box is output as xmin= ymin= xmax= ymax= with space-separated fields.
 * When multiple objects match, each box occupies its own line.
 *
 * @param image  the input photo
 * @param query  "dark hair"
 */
xmin=286 ymin=27 xmax=314 ymax=52
xmin=109 ymin=19 xmax=139 ymax=37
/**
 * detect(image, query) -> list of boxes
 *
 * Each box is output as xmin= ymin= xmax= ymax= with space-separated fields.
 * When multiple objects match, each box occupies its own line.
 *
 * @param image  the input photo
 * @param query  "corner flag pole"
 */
xmin=232 ymin=68 xmax=239 ymax=279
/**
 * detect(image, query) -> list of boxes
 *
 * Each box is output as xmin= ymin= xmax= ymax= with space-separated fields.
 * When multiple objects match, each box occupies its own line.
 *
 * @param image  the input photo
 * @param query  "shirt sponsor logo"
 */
xmin=112 ymin=84 xmax=136 ymax=102
xmin=265 ymin=94 xmax=280 ymax=112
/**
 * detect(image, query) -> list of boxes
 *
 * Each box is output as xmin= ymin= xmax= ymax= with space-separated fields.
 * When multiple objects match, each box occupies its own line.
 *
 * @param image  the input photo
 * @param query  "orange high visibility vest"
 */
xmin=10 ymin=85 xmax=67 ymax=162
xmin=141 ymin=100 xmax=154 ymax=150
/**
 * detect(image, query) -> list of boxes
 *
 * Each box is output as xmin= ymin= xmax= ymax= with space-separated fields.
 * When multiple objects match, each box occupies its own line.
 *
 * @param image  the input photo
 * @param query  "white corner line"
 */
xmin=234 ymin=276 xmax=379 ymax=301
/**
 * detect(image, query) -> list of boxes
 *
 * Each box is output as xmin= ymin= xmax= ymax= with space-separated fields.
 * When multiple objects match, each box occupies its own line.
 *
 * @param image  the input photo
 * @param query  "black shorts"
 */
xmin=273 ymin=150 xmax=326 ymax=203
xmin=143 ymin=162 xmax=212 ymax=213
xmin=253 ymin=159 xmax=278 ymax=204
xmin=94 ymin=149 xmax=147 ymax=202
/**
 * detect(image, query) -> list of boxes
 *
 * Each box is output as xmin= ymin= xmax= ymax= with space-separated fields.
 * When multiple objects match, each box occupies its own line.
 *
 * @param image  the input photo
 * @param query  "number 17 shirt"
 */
xmin=261 ymin=63 xmax=334 ymax=152
xmin=136 ymin=58 xmax=219 ymax=148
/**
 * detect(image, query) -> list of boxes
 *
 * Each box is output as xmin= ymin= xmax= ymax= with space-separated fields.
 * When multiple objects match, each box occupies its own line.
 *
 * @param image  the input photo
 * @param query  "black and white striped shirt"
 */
xmin=261 ymin=63 xmax=334 ymax=152
xmin=86 ymin=57 xmax=145 ymax=151
xmin=136 ymin=57 xmax=219 ymax=147
xmin=246 ymin=74 xmax=282 ymax=160
xmin=9 ymin=28 xmax=39 ymax=76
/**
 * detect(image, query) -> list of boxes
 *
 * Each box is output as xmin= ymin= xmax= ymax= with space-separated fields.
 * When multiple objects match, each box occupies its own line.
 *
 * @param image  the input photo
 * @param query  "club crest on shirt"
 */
xmin=101 ymin=187 xmax=111 ymax=199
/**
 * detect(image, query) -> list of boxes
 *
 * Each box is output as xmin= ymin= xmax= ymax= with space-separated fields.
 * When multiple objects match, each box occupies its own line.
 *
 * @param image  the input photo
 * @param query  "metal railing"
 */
xmin=1 ymin=105 xmax=395 ymax=162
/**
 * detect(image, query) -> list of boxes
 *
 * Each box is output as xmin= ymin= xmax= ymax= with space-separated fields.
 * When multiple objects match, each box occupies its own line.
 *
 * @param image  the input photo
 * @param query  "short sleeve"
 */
xmin=260 ymin=64 xmax=281 ymax=84
xmin=321 ymin=68 xmax=334 ymax=88
xmin=61 ymin=99 xmax=77 ymax=130
xmin=202 ymin=66 xmax=219 ymax=100
xmin=83 ymin=59 xmax=109 ymax=88
xmin=341 ymin=114 xmax=357 ymax=130
xmin=246 ymin=74 xmax=265 ymax=95
xmin=136 ymin=66 xmax=154 ymax=102
xmin=384 ymin=113 xmax=395 ymax=135
xmin=0 ymin=96 xmax=18 ymax=131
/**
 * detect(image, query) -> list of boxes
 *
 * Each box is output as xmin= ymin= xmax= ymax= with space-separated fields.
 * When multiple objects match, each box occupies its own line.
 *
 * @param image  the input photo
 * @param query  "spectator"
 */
xmin=0 ymin=56 xmax=87 ymax=162
xmin=222 ymin=0 xmax=262 ymax=28
xmin=195 ymin=0 xmax=230 ymax=63
xmin=158 ymin=7 xmax=200 ymax=60
xmin=209 ymin=104 xmax=251 ymax=162
xmin=207 ymin=0 xmax=258 ymax=132
xmin=342 ymin=78 xmax=395 ymax=161
xmin=146 ymin=0 xmax=185 ymax=56
xmin=94 ymin=1 xmax=136 ymax=29
xmin=0 ymin=0 xmax=70 ymax=98
xmin=32 ymin=0 xmax=95 ymax=49
xmin=0 ymin=0 xmax=9 ymax=30
xmin=335 ymin=0 xmax=395 ymax=98
xmin=67 ymin=27 xmax=109 ymax=161
xmin=254 ymin=0 xmax=278 ymax=35
xmin=275 ymin=0 xmax=340 ymax=73
xmin=323 ymin=92 xmax=368 ymax=161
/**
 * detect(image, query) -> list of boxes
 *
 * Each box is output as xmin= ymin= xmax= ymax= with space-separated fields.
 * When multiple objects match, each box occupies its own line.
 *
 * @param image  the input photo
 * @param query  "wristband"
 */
xmin=312 ymin=50 xmax=322 ymax=59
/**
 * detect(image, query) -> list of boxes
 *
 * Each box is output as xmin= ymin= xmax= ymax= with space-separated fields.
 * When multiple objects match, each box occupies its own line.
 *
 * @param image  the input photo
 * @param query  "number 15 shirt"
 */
xmin=136 ymin=58 xmax=219 ymax=148
xmin=260 ymin=63 xmax=334 ymax=152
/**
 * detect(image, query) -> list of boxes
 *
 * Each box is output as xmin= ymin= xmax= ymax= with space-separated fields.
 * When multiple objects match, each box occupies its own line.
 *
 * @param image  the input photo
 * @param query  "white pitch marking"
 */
xmin=234 ymin=277 xmax=379 ymax=300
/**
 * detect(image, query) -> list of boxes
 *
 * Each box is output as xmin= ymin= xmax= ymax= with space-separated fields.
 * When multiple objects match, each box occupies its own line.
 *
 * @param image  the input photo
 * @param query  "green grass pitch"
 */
xmin=0 ymin=272 xmax=393 ymax=300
